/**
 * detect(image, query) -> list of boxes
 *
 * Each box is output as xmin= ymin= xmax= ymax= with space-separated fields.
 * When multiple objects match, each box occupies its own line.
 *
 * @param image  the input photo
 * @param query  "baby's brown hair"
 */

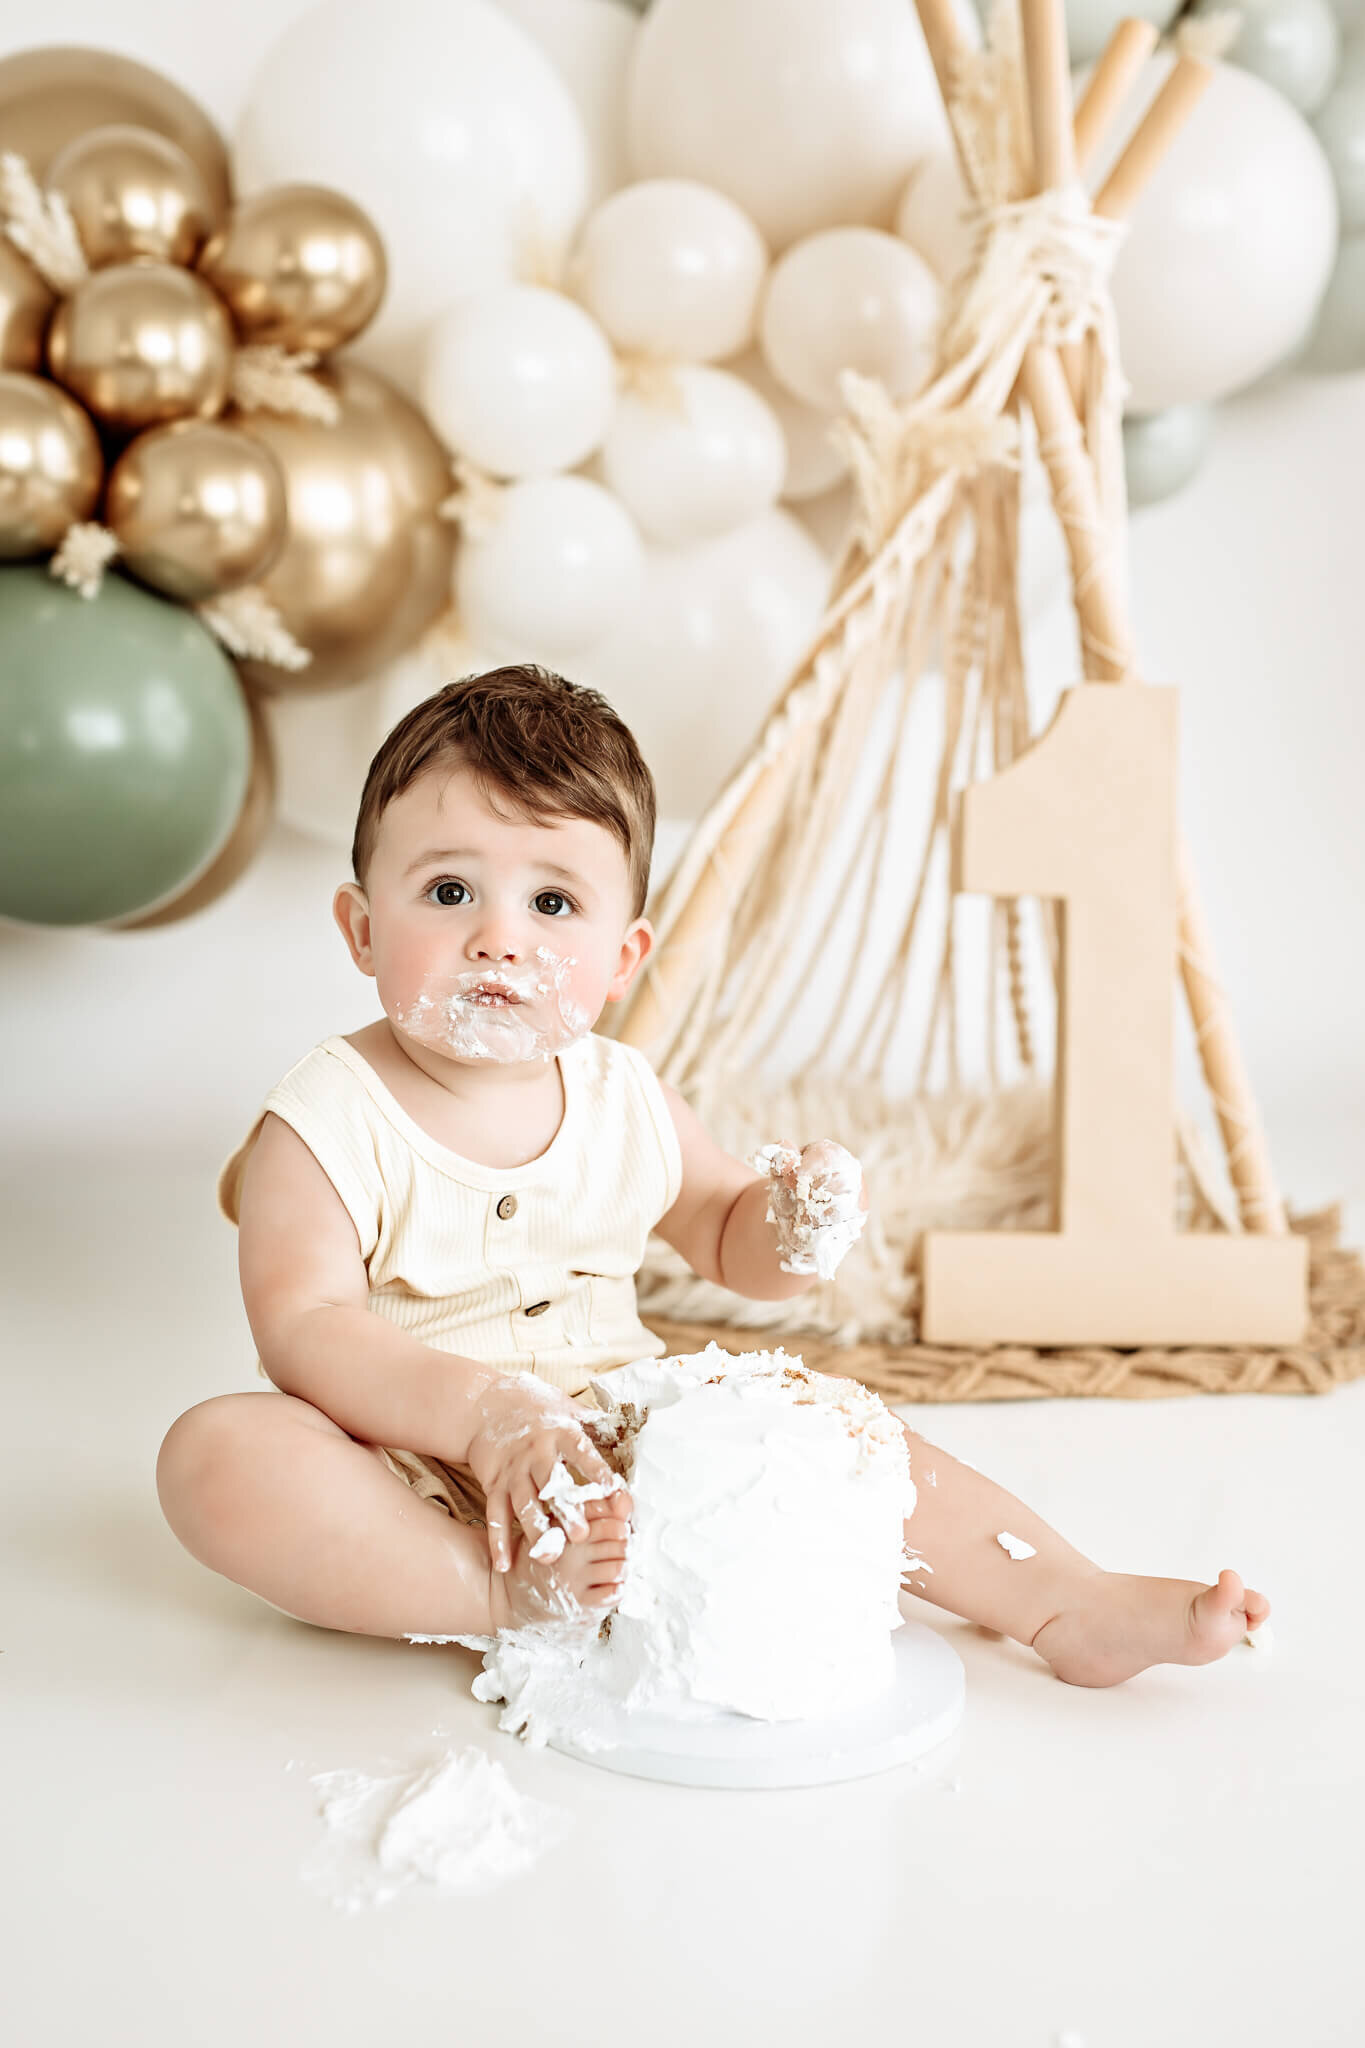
xmin=351 ymin=664 xmax=656 ymax=923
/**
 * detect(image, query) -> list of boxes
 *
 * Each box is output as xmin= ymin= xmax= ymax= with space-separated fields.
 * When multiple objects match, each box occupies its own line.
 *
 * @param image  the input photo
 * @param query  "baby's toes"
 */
xmin=1243 ymin=1586 xmax=1271 ymax=1628
xmin=584 ymin=1489 xmax=632 ymax=1522
xmin=1187 ymin=1571 xmax=1249 ymax=1659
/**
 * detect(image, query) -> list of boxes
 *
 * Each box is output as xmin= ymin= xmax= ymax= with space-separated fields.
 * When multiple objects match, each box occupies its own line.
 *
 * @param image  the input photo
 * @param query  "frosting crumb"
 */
xmin=995 ymin=1531 xmax=1037 ymax=1560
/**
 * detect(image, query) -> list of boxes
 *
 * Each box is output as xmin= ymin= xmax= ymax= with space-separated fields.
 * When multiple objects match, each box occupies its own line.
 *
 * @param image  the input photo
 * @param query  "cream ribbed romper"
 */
xmin=217 ymin=1028 xmax=684 ymax=1524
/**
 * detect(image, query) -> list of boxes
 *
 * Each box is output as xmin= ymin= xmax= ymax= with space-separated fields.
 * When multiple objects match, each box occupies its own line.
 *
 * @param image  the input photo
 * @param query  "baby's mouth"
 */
xmin=462 ymin=982 xmax=525 ymax=1007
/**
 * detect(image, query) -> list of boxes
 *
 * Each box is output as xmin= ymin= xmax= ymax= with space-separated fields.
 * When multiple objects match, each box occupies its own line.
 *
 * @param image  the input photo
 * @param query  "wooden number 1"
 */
xmin=921 ymin=684 xmax=1308 ymax=1346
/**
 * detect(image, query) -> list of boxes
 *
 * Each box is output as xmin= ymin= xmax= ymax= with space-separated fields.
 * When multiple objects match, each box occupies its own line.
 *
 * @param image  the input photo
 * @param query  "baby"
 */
xmin=157 ymin=663 xmax=1268 ymax=1688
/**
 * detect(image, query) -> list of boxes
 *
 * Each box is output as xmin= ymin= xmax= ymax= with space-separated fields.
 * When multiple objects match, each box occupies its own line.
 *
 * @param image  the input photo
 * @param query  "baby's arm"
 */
xmin=654 ymin=1085 xmax=868 ymax=1300
xmin=238 ymin=1116 xmax=620 ymax=1556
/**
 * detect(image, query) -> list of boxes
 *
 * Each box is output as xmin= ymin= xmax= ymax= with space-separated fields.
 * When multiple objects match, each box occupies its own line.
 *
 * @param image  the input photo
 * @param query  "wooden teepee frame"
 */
xmin=597 ymin=0 xmax=1352 ymax=1389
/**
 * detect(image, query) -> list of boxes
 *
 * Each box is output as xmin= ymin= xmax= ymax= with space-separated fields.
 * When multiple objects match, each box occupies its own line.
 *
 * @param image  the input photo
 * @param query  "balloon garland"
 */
xmin=0 ymin=44 xmax=453 ymax=931
xmin=2 ymin=1 xmax=1363 ymax=915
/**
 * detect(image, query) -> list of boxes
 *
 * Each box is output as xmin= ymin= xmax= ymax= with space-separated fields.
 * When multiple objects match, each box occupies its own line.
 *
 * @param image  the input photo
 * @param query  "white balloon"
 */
xmin=234 ymin=0 xmax=590 ymax=359
xmin=791 ymin=478 xmax=858 ymax=566
xmin=457 ymin=474 xmax=644 ymax=660
xmin=420 ymin=285 xmax=616 ymax=479
xmin=600 ymin=365 xmax=785 ymax=543
xmin=1085 ymin=54 xmax=1339 ymax=410
xmin=568 ymin=178 xmax=768 ymax=360
xmin=759 ymin=227 xmax=943 ymax=413
xmin=729 ymin=348 xmax=848 ymax=501
xmin=493 ymin=0 xmax=639 ymax=207
xmin=572 ymin=509 xmax=831 ymax=819
xmin=627 ymin=0 xmax=951 ymax=250
xmin=266 ymin=632 xmax=500 ymax=847
xmin=895 ymin=151 xmax=976 ymax=296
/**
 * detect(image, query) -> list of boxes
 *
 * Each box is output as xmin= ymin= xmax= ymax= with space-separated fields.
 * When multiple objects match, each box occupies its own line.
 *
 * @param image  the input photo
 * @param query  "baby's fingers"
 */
xmin=485 ymin=1490 xmax=514 ymax=1574
xmin=569 ymin=1431 xmax=619 ymax=1494
xmin=514 ymin=1488 xmax=556 ymax=1554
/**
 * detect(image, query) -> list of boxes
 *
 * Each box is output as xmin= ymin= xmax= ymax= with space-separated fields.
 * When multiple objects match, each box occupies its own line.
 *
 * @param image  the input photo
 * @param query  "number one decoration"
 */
xmin=921 ymin=685 xmax=1308 ymax=1343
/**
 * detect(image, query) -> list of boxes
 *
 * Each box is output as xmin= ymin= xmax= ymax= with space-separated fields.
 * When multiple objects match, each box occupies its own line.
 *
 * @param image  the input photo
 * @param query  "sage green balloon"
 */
xmin=1314 ymin=72 xmax=1365 ymax=228
xmin=0 ymin=565 xmax=251 ymax=926
xmin=1122 ymin=404 xmax=1215 ymax=508
xmin=1195 ymin=0 xmax=1341 ymax=116
xmin=1301 ymin=229 xmax=1365 ymax=367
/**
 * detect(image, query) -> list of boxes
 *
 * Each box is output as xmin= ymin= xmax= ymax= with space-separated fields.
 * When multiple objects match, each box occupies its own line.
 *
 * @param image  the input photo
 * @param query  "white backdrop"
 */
xmin=1 ymin=0 xmax=1362 ymax=1231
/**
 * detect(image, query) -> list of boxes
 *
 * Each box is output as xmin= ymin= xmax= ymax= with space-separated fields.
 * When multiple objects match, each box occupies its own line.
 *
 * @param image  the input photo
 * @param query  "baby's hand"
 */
xmin=465 ymin=1372 xmax=632 ymax=1573
xmin=748 ymin=1138 xmax=868 ymax=1280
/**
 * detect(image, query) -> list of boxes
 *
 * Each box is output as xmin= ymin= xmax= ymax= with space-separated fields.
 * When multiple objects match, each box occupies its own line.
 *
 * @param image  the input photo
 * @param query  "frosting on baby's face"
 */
xmin=333 ymin=759 xmax=654 ymax=1070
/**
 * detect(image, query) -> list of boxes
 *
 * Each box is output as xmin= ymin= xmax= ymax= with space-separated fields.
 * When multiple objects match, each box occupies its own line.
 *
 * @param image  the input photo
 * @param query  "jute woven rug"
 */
xmin=641 ymin=1205 xmax=1365 ymax=1405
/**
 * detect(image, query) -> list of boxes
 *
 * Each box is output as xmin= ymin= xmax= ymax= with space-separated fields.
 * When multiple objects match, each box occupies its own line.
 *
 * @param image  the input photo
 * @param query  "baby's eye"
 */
xmin=427 ymin=879 xmax=469 ymax=907
xmin=535 ymin=891 xmax=575 ymax=917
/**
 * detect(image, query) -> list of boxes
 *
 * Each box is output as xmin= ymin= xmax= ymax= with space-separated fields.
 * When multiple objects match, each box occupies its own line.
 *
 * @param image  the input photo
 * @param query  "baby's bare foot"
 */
xmin=1031 ymin=1568 xmax=1271 ymax=1688
xmin=489 ymin=1494 xmax=630 ymax=1632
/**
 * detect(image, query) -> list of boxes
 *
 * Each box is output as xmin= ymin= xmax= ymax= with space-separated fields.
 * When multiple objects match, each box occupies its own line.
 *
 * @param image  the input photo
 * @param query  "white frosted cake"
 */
xmin=468 ymin=1343 xmax=918 ymax=1749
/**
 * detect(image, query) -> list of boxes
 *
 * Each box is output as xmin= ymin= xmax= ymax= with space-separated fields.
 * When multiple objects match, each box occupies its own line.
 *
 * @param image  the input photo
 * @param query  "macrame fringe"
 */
xmin=197 ymin=584 xmax=311 ymax=669
xmin=229 ymin=345 xmax=340 ymax=425
xmin=49 ymin=522 xmax=119 ymax=598
xmin=0 ymin=152 xmax=87 ymax=292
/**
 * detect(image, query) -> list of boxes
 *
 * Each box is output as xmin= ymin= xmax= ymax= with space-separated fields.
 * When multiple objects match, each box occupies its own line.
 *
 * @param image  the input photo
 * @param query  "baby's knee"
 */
xmin=156 ymin=1394 xmax=261 ymax=1532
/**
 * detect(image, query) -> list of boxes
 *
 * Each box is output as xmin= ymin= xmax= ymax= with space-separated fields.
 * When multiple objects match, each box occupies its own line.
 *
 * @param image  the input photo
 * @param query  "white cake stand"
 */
xmin=544 ymin=1618 xmax=965 ymax=1791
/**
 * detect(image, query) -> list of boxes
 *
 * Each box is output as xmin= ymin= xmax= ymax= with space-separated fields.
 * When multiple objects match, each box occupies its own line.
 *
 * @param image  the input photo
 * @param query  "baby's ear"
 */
xmin=332 ymin=883 xmax=375 ymax=975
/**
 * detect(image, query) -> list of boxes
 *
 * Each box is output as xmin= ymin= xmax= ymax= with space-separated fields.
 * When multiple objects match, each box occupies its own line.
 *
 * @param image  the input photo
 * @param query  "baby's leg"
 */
xmin=156 ymin=1392 xmax=625 ymax=1641
xmin=900 ymin=1424 xmax=1270 ymax=1688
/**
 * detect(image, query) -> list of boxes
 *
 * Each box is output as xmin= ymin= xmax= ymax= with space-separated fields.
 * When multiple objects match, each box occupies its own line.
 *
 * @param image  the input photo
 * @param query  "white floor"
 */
xmin=5 ymin=1144 xmax=1361 ymax=2048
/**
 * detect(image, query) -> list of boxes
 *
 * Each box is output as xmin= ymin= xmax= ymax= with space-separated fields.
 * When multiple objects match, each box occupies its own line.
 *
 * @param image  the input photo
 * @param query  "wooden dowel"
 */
xmin=1063 ymin=52 xmax=1214 ymax=402
xmin=1092 ymin=52 xmax=1213 ymax=219
xmin=1021 ymin=0 xmax=1077 ymax=189
xmin=1073 ymin=18 xmax=1159 ymax=176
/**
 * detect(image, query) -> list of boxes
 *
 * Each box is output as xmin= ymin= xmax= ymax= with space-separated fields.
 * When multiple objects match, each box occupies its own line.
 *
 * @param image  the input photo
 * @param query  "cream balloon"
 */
xmin=568 ymin=178 xmax=768 ymax=360
xmin=600 ymin=365 xmax=785 ymax=543
xmin=419 ymin=284 xmax=616 ymax=479
xmin=1085 ymin=54 xmax=1339 ymax=410
xmin=627 ymin=0 xmax=951 ymax=251
xmin=234 ymin=0 xmax=590 ymax=358
xmin=264 ymin=630 xmax=499 ymax=846
xmin=457 ymin=473 xmax=644 ymax=660
xmin=895 ymin=151 xmax=975 ymax=297
xmin=759 ymin=227 xmax=943 ymax=414
xmin=572 ymin=508 xmax=831 ymax=821
xmin=730 ymin=347 xmax=848 ymax=502
xmin=791 ymin=478 xmax=857 ymax=567
xmin=494 ymin=0 xmax=638 ymax=208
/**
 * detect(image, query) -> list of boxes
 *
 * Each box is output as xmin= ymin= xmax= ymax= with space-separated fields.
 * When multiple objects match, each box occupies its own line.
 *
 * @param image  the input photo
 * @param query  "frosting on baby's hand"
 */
xmin=748 ymin=1138 xmax=867 ymax=1280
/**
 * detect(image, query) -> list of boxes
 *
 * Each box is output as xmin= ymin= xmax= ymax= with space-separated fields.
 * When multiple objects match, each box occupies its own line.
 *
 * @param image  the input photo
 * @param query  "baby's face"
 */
xmin=334 ymin=759 xmax=653 ymax=1068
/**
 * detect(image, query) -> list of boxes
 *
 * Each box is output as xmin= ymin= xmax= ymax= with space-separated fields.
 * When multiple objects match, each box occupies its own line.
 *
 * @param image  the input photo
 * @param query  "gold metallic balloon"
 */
xmin=198 ymin=184 xmax=387 ymax=353
xmin=107 ymin=683 xmax=276 ymax=929
xmin=47 ymin=262 xmax=233 ymax=434
xmin=47 ymin=124 xmax=224 ymax=270
xmin=0 ymin=47 xmax=231 ymax=213
xmin=106 ymin=419 xmax=287 ymax=603
xmin=0 ymin=240 xmax=54 ymax=371
xmin=234 ymin=360 xmax=455 ymax=696
xmin=0 ymin=369 xmax=102 ymax=556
